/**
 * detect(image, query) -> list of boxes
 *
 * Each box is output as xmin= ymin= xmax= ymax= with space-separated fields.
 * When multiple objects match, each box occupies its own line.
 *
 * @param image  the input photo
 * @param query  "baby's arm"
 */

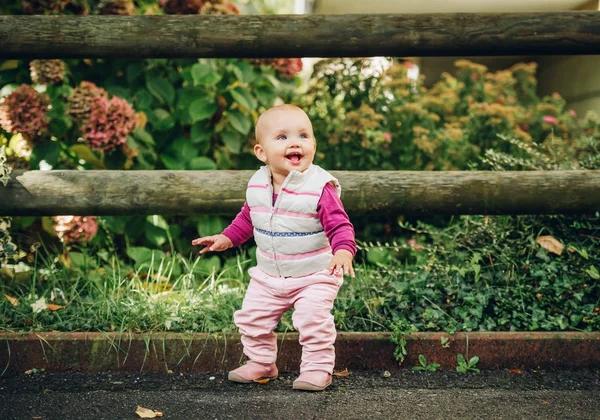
xmin=318 ymin=183 xmax=357 ymax=278
xmin=191 ymin=201 xmax=253 ymax=254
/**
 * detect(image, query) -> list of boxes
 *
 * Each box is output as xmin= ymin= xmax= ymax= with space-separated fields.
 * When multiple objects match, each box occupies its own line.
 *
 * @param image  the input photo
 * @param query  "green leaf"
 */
xmin=151 ymin=109 xmax=175 ymax=131
xmin=126 ymin=62 xmax=144 ymax=85
xmin=68 ymin=252 xmax=93 ymax=268
xmin=70 ymin=144 xmax=104 ymax=169
xmin=145 ymin=224 xmax=168 ymax=247
xmin=229 ymin=60 xmax=255 ymax=84
xmin=189 ymin=156 xmax=217 ymax=170
xmin=456 ymin=354 xmax=466 ymax=366
xmin=255 ymin=85 xmax=277 ymax=107
xmin=366 ymin=247 xmax=389 ymax=265
xmin=191 ymin=63 xmax=222 ymax=86
xmin=418 ymin=354 xmax=427 ymax=367
xmin=160 ymin=153 xmax=186 ymax=170
xmin=221 ymin=130 xmax=243 ymax=154
xmin=196 ymin=215 xmax=227 ymax=237
xmin=48 ymin=116 xmax=72 ymax=137
xmin=102 ymin=216 xmax=128 ymax=235
xmin=134 ymin=89 xmax=155 ymax=109
xmin=586 ymin=265 xmax=599 ymax=280
xmin=146 ymin=215 xmax=169 ymax=231
xmin=189 ymin=97 xmax=218 ymax=123
xmin=134 ymin=128 xmax=155 ymax=146
xmin=0 ymin=60 xmax=19 ymax=72
xmin=167 ymin=136 xmax=196 ymax=159
xmin=193 ymin=255 xmax=222 ymax=276
xmin=190 ymin=123 xmax=211 ymax=144
xmin=146 ymin=76 xmax=175 ymax=106
xmin=227 ymin=110 xmax=252 ymax=135
xmin=30 ymin=140 xmax=61 ymax=169
xmin=230 ymin=87 xmax=257 ymax=111
xmin=127 ymin=246 xmax=153 ymax=264
xmin=126 ymin=246 xmax=166 ymax=270
xmin=468 ymin=356 xmax=480 ymax=367
xmin=106 ymin=85 xmax=132 ymax=102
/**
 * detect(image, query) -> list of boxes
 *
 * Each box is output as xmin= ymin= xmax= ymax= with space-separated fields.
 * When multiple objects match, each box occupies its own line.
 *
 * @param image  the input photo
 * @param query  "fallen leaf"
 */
xmin=135 ymin=406 xmax=163 ymax=418
xmin=253 ymin=377 xmax=270 ymax=384
xmin=30 ymin=297 xmax=47 ymax=313
xmin=508 ymin=369 xmax=522 ymax=375
xmin=333 ymin=368 xmax=350 ymax=377
xmin=46 ymin=304 xmax=64 ymax=311
xmin=4 ymin=294 xmax=18 ymax=307
xmin=535 ymin=235 xmax=564 ymax=255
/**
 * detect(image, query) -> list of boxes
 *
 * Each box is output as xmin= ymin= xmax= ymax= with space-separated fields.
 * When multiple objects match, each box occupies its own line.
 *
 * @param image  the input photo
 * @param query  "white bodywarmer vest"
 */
xmin=246 ymin=164 xmax=341 ymax=278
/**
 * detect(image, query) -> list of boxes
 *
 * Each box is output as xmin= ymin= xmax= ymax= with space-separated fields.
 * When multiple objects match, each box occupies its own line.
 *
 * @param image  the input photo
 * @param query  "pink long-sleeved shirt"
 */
xmin=222 ymin=183 xmax=356 ymax=256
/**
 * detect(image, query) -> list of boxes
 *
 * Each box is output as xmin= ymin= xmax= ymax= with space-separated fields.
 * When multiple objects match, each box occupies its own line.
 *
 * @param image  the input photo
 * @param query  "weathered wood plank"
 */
xmin=0 ymin=12 xmax=599 ymax=59
xmin=0 ymin=170 xmax=598 ymax=216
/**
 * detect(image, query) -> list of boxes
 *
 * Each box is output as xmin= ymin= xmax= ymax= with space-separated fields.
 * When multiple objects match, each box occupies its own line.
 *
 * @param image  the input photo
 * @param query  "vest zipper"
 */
xmin=269 ymin=180 xmax=281 ymax=277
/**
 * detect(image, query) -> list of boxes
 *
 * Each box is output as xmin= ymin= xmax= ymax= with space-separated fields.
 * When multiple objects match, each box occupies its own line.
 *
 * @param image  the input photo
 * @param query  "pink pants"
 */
xmin=233 ymin=266 xmax=343 ymax=373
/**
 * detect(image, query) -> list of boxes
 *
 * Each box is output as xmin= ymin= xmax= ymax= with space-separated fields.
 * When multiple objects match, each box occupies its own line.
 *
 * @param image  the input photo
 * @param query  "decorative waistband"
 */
xmin=254 ymin=228 xmax=324 ymax=237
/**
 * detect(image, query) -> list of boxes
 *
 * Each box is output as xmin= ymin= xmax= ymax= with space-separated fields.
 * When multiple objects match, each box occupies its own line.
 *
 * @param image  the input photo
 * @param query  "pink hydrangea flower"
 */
xmin=383 ymin=132 xmax=392 ymax=142
xmin=271 ymin=58 xmax=303 ymax=78
xmin=81 ymin=96 xmax=137 ymax=153
xmin=53 ymin=216 xmax=99 ymax=244
xmin=0 ymin=84 xmax=50 ymax=140
xmin=542 ymin=116 xmax=558 ymax=124
xmin=569 ymin=109 xmax=577 ymax=118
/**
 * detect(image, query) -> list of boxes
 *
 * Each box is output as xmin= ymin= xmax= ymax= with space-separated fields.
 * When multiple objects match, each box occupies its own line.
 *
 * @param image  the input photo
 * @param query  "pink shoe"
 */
xmin=228 ymin=362 xmax=278 ymax=383
xmin=292 ymin=370 xmax=332 ymax=391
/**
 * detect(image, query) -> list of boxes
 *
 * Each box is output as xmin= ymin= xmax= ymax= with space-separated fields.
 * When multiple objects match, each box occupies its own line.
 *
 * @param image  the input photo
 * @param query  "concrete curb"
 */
xmin=1 ymin=332 xmax=599 ymax=374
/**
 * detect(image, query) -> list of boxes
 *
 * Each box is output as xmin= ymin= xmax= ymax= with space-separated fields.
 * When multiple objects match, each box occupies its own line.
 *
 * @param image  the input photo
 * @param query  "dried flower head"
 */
xmin=81 ymin=96 xmax=137 ymax=153
xmin=96 ymin=0 xmax=136 ymax=15
xmin=200 ymin=0 xmax=240 ymax=14
xmin=0 ymin=84 xmax=50 ymax=140
xmin=67 ymin=81 xmax=109 ymax=125
xmin=53 ymin=216 xmax=99 ymax=244
xmin=250 ymin=58 xmax=303 ymax=78
xmin=21 ymin=0 xmax=69 ymax=14
xmin=30 ymin=59 xmax=67 ymax=85
xmin=159 ymin=0 xmax=205 ymax=14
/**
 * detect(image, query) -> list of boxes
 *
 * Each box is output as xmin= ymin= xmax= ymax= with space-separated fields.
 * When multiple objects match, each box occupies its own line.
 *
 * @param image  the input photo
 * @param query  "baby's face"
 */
xmin=254 ymin=107 xmax=316 ymax=177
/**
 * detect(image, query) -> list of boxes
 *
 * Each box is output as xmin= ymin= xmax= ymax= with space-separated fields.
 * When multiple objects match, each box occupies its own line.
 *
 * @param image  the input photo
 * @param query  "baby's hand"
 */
xmin=329 ymin=249 xmax=355 ymax=278
xmin=191 ymin=234 xmax=232 ymax=254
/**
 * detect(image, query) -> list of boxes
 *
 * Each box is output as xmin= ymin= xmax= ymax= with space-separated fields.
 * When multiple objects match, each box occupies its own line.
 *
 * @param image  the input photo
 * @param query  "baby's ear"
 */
xmin=253 ymin=144 xmax=267 ymax=163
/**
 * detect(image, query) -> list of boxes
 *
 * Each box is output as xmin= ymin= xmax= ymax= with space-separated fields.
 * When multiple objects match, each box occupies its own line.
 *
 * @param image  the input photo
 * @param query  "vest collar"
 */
xmin=260 ymin=164 xmax=316 ymax=191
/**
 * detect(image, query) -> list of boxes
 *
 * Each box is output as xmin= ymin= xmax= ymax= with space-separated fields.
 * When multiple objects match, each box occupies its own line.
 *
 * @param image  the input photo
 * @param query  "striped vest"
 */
xmin=247 ymin=164 xmax=341 ymax=278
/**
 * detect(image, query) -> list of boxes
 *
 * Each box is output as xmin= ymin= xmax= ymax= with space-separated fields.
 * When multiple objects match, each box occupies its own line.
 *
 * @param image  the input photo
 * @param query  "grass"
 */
xmin=1 ymin=213 xmax=599 ymax=335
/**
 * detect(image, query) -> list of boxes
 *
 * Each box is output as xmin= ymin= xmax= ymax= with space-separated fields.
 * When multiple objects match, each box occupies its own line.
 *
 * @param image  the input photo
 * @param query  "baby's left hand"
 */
xmin=329 ymin=249 xmax=355 ymax=278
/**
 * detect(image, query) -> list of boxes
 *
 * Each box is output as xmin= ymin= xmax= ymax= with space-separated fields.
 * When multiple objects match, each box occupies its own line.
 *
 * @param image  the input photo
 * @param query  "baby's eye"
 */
xmin=300 ymin=133 xmax=309 ymax=139
xmin=277 ymin=135 xmax=287 ymax=140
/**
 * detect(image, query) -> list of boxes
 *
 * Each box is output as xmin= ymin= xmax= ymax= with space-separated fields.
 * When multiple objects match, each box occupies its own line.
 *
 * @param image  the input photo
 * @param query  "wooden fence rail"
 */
xmin=1 ymin=170 xmax=598 ymax=216
xmin=1 ymin=12 xmax=599 ymax=59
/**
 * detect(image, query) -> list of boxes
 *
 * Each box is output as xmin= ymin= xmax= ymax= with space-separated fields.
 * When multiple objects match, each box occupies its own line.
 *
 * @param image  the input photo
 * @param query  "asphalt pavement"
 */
xmin=1 ymin=369 xmax=599 ymax=419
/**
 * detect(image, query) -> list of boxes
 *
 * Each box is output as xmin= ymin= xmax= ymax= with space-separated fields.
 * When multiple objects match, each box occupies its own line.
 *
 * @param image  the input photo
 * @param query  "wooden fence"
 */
xmin=1 ymin=12 xmax=599 ymax=216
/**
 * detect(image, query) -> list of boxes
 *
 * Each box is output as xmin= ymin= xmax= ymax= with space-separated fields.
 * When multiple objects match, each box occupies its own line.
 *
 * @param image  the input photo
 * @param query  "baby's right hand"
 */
xmin=191 ymin=234 xmax=233 ymax=254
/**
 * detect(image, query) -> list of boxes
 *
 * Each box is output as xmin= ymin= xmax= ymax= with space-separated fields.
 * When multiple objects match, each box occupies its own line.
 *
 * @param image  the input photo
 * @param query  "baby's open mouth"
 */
xmin=286 ymin=152 xmax=303 ymax=164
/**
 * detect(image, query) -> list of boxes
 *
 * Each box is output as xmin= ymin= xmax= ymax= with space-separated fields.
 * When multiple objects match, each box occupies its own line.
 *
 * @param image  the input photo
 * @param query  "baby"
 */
xmin=192 ymin=104 xmax=355 ymax=391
